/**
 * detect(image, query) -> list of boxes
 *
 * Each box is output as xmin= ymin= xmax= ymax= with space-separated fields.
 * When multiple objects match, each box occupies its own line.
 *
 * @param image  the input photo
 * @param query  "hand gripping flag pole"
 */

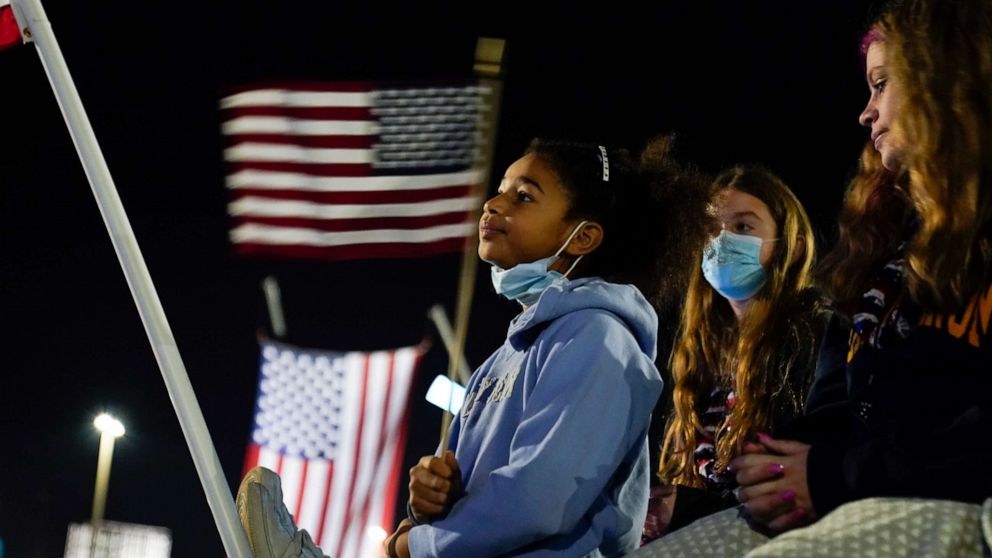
xmin=7 ymin=1 xmax=252 ymax=555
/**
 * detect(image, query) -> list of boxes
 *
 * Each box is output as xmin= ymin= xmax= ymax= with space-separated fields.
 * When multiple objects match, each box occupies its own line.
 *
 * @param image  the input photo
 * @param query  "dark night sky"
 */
xmin=0 ymin=2 xmax=873 ymax=556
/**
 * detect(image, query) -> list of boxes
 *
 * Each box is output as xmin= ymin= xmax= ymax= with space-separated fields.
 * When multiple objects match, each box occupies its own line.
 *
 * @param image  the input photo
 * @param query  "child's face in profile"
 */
xmin=479 ymin=154 xmax=577 ymax=270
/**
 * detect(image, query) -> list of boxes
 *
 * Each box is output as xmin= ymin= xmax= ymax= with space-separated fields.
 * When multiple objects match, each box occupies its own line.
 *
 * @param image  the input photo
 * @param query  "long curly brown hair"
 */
xmin=877 ymin=0 xmax=992 ymax=311
xmin=659 ymin=166 xmax=818 ymax=487
xmin=816 ymin=143 xmax=913 ymax=315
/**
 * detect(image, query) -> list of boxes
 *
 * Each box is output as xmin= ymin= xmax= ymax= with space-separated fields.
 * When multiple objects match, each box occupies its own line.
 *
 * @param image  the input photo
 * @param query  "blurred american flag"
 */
xmin=220 ymin=82 xmax=488 ymax=261
xmin=243 ymin=340 xmax=422 ymax=558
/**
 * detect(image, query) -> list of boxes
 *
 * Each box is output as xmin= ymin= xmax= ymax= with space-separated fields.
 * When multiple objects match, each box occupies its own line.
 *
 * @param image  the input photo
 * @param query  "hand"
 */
xmin=408 ymin=450 xmax=462 ymax=522
xmin=729 ymin=434 xmax=816 ymax=533
xmin=642 ymin=484 xmax=677 ymax=541
xmin=384 ymin=519 xmax=413 ymax=558
xmin=741 ymin=440 xmax=769 ymax=455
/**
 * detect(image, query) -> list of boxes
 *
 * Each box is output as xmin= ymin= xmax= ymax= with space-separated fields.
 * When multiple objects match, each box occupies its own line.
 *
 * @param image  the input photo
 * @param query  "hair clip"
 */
xmin=598 ymin=145 xmax=610 ymax=182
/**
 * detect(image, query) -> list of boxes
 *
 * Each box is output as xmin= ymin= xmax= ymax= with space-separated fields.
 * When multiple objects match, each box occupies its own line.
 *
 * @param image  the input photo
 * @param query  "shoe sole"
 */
xmin=237 ymin=467 xmax=283 ymax=558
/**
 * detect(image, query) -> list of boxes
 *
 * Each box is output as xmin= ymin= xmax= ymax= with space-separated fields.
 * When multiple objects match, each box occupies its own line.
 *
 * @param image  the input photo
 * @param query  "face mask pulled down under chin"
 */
xmin=488 ymin=221 xmax=588 ymax=307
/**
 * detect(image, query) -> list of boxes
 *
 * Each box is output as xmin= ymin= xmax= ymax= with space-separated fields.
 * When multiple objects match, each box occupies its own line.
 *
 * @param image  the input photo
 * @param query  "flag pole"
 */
xmin=427 ymin=304 xmax=472 ymax=384
xmin=438 ymin=38 xmax=506 ymax=453
xmin=262 ymin=276 xmax=288 ymax=339
xmin=8 ymin=2 xmax=251 ymax=556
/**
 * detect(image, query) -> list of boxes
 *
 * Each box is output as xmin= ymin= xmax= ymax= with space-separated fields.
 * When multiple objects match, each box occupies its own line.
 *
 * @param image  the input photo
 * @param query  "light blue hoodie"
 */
xmin=407 ymin=277 xmax=663 ymax=557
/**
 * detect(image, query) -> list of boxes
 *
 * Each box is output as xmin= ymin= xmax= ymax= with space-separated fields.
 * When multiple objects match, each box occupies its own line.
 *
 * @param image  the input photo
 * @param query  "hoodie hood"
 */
xmin=507 ymin=277 xmax=658 ymax=360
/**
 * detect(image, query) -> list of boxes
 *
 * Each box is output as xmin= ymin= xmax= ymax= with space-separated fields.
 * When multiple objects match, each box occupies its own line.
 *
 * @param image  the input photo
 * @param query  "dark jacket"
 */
xmin=792 ymin=292 xmax=992 ymax=515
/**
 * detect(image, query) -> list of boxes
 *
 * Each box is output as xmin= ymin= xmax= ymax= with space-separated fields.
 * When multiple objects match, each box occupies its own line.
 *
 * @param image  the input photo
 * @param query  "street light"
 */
xmin=91 ymin=413 xmax=124 ymax=525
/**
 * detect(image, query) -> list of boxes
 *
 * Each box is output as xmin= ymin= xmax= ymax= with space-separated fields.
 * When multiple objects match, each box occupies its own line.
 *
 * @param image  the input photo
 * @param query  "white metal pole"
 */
xmin=9 ymin=2 xmax=250 ymax=555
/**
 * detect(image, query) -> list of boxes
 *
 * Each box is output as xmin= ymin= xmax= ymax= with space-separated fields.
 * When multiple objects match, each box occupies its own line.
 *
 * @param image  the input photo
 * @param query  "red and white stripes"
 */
xmin=220 ymin=84 xmax=486 ymax=261
xmin=244 ymin=341 xmax=421 ymax=557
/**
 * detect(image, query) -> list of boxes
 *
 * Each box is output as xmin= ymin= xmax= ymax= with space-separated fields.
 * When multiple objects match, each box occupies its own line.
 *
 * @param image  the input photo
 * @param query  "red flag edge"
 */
xmin=0 ymin=4 xmax=24 ymax=51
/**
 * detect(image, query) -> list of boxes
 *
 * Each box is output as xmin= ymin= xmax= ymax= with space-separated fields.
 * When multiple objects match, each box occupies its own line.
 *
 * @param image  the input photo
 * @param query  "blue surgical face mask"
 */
xmin=489 ymin=221 xmax=588 ymax=307
xmin=701 ymin=230 xmax=769 ymax=301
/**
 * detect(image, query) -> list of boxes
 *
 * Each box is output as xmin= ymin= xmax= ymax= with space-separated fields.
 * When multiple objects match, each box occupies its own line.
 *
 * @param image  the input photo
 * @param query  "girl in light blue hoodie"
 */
xmin=392 ymin=139 xmax=709 ymax=558
xmin=237 ymin=139 xmax=709 ymax=558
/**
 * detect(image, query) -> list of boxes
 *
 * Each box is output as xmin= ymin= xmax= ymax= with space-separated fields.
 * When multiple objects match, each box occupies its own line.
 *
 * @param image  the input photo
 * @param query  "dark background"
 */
xmin=0 ymin=2 xmax=873 ymax=556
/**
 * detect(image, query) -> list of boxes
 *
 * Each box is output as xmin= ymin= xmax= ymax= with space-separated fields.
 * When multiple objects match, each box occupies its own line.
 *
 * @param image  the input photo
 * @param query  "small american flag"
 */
xmin=243 ymin=340 xmax=422 ymax=558
xmin=220 ymin=82 xmax=488 ymax=260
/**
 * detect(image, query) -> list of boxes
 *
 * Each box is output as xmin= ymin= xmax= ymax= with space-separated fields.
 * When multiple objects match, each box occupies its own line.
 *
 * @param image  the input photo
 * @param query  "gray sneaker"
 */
xmin=237 ymin=466 xmax=331 ymax=558
xmin=982 ymin=498 xmax=991 ymax=552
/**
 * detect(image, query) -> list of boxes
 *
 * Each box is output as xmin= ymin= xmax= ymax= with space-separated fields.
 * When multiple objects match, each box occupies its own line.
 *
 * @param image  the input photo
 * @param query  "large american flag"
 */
xmin=243 ymin=340 xmax=422 ymax=558
xmin=220 ymin=82 xmax=488 ymax=260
